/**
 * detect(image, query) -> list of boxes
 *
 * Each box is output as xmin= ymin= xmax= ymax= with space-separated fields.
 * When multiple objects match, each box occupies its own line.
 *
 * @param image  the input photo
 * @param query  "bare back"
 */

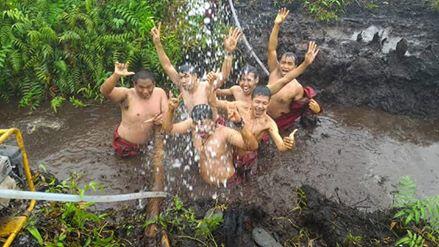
xmin=267 ymin=70 xmax=304 ymax=119
xmin=118 ymin=87 xmax=167 ymax=144
xmin=193 ymin=126 xmax=235 ymax=186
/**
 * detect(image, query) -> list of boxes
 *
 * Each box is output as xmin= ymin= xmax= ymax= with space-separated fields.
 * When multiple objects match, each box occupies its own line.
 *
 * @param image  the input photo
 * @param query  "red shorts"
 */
xmin=112 ymin=127 xmax=140 ymax=158
xmin=228 ymin=151 xmax=258 ymax=187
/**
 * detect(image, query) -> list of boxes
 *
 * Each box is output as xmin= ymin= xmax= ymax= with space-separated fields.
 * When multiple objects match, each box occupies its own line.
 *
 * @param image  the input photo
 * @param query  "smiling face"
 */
xmin=279 ymin=54 xmax=297 ymax=76
xmin=239 ymin=72 xmax=258 ymax=96
xmin=251 ymin=95 xmax=270 ymax=118
xmin=134 ymin=79 xmax=155 ymax=99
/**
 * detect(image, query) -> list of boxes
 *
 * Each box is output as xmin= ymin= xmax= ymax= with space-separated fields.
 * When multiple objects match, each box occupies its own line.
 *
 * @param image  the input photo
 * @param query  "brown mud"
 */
xmin=1 ymin=100 xmax=438 ymax=246
xmin=231 ymin=0 xmax=439 ymax=117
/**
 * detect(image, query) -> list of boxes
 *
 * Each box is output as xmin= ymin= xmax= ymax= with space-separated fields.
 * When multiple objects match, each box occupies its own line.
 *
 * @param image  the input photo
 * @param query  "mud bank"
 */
xmin=232 ymin=0 xmax=439 ymax=117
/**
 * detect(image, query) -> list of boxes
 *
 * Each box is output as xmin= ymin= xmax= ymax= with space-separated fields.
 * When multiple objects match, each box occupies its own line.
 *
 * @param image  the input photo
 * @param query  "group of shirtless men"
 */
xmin=100 ymin=9 xmax=321 ymax=187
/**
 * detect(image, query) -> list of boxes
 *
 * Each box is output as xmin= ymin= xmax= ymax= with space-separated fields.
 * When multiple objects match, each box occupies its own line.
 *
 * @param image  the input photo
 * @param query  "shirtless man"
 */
xmin=162 ymin=97 xmax=258 ymax=186
xmin=216 ymin=41 xmax=319 ymax=104
xmin=212 ymin=84 xmax=297 ymax=182
xmin=151 ymin=24 xmax=241 ymax=112
xmin=267 ymin=8 xmax=321 ymax=131
xmin=100 ymin=62 xmax=168 ymax=158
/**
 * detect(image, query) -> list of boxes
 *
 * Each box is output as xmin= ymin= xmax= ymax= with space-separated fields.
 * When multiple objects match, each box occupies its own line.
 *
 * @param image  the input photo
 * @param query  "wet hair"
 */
xmin=178 ymin=63 xmax=200 ymax=77
xmin=281 ymin=52 xmax=296 ymax=63
xmin=252 ymin=85 xmax=271 ymax=100
xmin=133 ymin=70 xmax=155 ymax=84
xmin=239 ymin=64 xmax=259 ymax=80
xmin=191 ymin=104 xmax=213 ymax=121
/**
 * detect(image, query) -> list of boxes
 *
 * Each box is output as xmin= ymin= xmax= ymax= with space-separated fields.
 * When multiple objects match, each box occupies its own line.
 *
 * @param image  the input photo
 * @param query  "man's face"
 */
xmin=193 ymin=119 xmax=215 ymax=139
xmin=134 ymin=79 xmax=155 ymax=99
xmin=252 ymin=95 xmax=270 ymax=118
xmin=239 ymin=73 xmax=258 ymax=95
xmin=279 ymin=54 xmax=296 ymax=76
xmin=180 ymin=72 xmax=197 ymax=91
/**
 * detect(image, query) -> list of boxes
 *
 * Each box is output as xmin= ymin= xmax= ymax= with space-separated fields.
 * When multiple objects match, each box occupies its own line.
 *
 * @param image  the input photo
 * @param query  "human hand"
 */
xmin=152 ymin=113 xmax=163 ymax=125
xmin=114 ymin=62 xmax=135 ymax=77
xmin=274 ymin=8 xmax=289 ymax=25
xmin=284 ymin=129 xmax=298 ymax=150
xmin=207 ymin=71 xmax=217 ymax=86
xmin=309 ymin=99 xmax=321 ymax=113
xmin=150 ymin=23 xmax=161 ymax=44
xmin=224 ymin=27 xmax=242 ymax=53
xmin=227 ymin=105 xmax=242 ymax=123
xmin=304 ymin=41 xmax=319 ymax=65
xmin=168 ymin=91 xmax=181 ymax=110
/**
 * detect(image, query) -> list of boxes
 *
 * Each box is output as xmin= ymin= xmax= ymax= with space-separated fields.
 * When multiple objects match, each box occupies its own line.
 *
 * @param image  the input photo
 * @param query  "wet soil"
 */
xmin=231 ymin=0 xmax=439 ymax=117
xmin=1 ymin=101 xmax=438 ymax=211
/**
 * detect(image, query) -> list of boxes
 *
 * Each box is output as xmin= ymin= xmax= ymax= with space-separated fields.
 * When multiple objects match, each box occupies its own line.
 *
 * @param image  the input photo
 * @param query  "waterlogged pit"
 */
xmin=1 ymin=102 xmax=437 ymax=213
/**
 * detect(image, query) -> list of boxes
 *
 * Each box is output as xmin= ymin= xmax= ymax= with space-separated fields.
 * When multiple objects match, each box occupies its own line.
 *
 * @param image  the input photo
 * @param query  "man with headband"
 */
xmin=151 ymin=24 xmax=242 ymax=113
xmin=162 ymin=90 xmax=258 ymax=187
xmin=267 ymin=8 xmax=322 ymax=131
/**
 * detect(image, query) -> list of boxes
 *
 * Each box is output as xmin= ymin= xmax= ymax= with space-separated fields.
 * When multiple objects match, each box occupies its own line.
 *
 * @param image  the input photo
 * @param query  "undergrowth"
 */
xmin=0 ymin=0 xmax=183 ymax=110
xmin=392 ymin=176 xmax=439 ymax=247
xmin=25 ymin=172 xmax=121 ymax=246
xmin=145 ymin=196 xmax=224 ymax=247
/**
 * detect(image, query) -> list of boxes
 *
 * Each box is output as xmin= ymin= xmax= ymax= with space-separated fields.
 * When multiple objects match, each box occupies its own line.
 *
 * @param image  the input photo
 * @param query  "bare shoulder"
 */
xmin=268 ymin=69 xmax=281 ymax=84
xmin=154 ymin=87 xmax=167 ymax=96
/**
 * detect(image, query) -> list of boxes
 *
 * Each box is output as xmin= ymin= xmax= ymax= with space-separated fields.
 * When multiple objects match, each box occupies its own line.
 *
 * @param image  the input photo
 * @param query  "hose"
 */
xmin=0 ymin=189 xmax=167 ymax=203
xmin=227 ymin=0 xmax=269 ymax=76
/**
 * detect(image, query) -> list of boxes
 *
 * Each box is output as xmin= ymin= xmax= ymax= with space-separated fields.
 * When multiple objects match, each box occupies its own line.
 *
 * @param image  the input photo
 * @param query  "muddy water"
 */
xmin=1 ymin=102 xmax=438 ymax=213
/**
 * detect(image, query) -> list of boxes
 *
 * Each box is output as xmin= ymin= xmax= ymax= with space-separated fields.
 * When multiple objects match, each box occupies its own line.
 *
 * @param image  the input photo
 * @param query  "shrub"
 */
xmin=393 ymin=176 xmax=439 ymax=246
xmin=0 ymin=0 xmax=183 ymax=110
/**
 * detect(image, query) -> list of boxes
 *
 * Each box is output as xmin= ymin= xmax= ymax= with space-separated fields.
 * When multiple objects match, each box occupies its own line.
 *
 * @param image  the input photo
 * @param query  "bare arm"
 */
xmin=267 ymin=41 xmax=319 ymax=95
xmin=216 ymin=88 xmax=233 ymax=97
xmin=217 ymin=28 xmax=242 ymax=88
xmin=151 ymin=24 xmax=180 ymax=86
xmin=268 ymin=118 xmax=294 ymax=151
xmin=226 ymin=123 xmax=259 ymax=151
xmin=268 ymin=8 xmax=289 ymax=72
xmin=100 ymin=62 xmax=134 ymax=103
xmin=162 ymin=93 xmax=183 ymax=133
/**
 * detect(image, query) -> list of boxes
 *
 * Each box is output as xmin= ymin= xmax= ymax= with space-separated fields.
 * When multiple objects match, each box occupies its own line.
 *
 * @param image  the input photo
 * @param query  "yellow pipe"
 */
xmin=0 ymin=128 xmax=36 ymax=247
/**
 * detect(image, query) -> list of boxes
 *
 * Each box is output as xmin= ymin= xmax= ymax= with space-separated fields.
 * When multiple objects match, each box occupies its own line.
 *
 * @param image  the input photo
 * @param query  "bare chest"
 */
xmin=233 ymin=89 xmax=251 ymax=103
xmin=122 ymin=92 xmax=162 ymax=121
xmin=183 ymin=85 xmax=209 ymax=111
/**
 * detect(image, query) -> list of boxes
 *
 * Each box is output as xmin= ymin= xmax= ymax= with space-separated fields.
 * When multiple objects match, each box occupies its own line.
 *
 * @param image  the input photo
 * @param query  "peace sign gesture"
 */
xmin=150 ymin=22 xmax=162 ymax=44
xmin=168 ymin=91 xmax=182 ymax=110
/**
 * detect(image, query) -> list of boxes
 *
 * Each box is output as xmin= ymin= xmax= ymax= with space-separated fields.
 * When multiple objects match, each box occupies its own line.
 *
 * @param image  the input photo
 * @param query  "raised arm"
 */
xmin=217 ymin=28 xmax=242 ymax=88
xmin=268 ymin=118 xmax=296 ymax=151
xmin=226 ymin=122 xmax=258 ymax=151
xmin=162 ymin=92 xmax=191 ymax=134
xmin=100 ymin=62 xmax=134 ymax=103
xmin=268 ymin=8 xmax=289 ymax=72
xmin=151 ymin=24 xmax=180 ymax=86
xmin=267 ymin=41 xmax=319 ymax=95
xmin=216 ymin=88 xmax=233 ymax=97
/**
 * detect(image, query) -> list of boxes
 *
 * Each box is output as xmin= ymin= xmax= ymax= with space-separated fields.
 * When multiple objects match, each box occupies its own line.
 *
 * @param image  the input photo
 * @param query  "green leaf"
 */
xmin=27 ymin=226 xmax=44 ymax=245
